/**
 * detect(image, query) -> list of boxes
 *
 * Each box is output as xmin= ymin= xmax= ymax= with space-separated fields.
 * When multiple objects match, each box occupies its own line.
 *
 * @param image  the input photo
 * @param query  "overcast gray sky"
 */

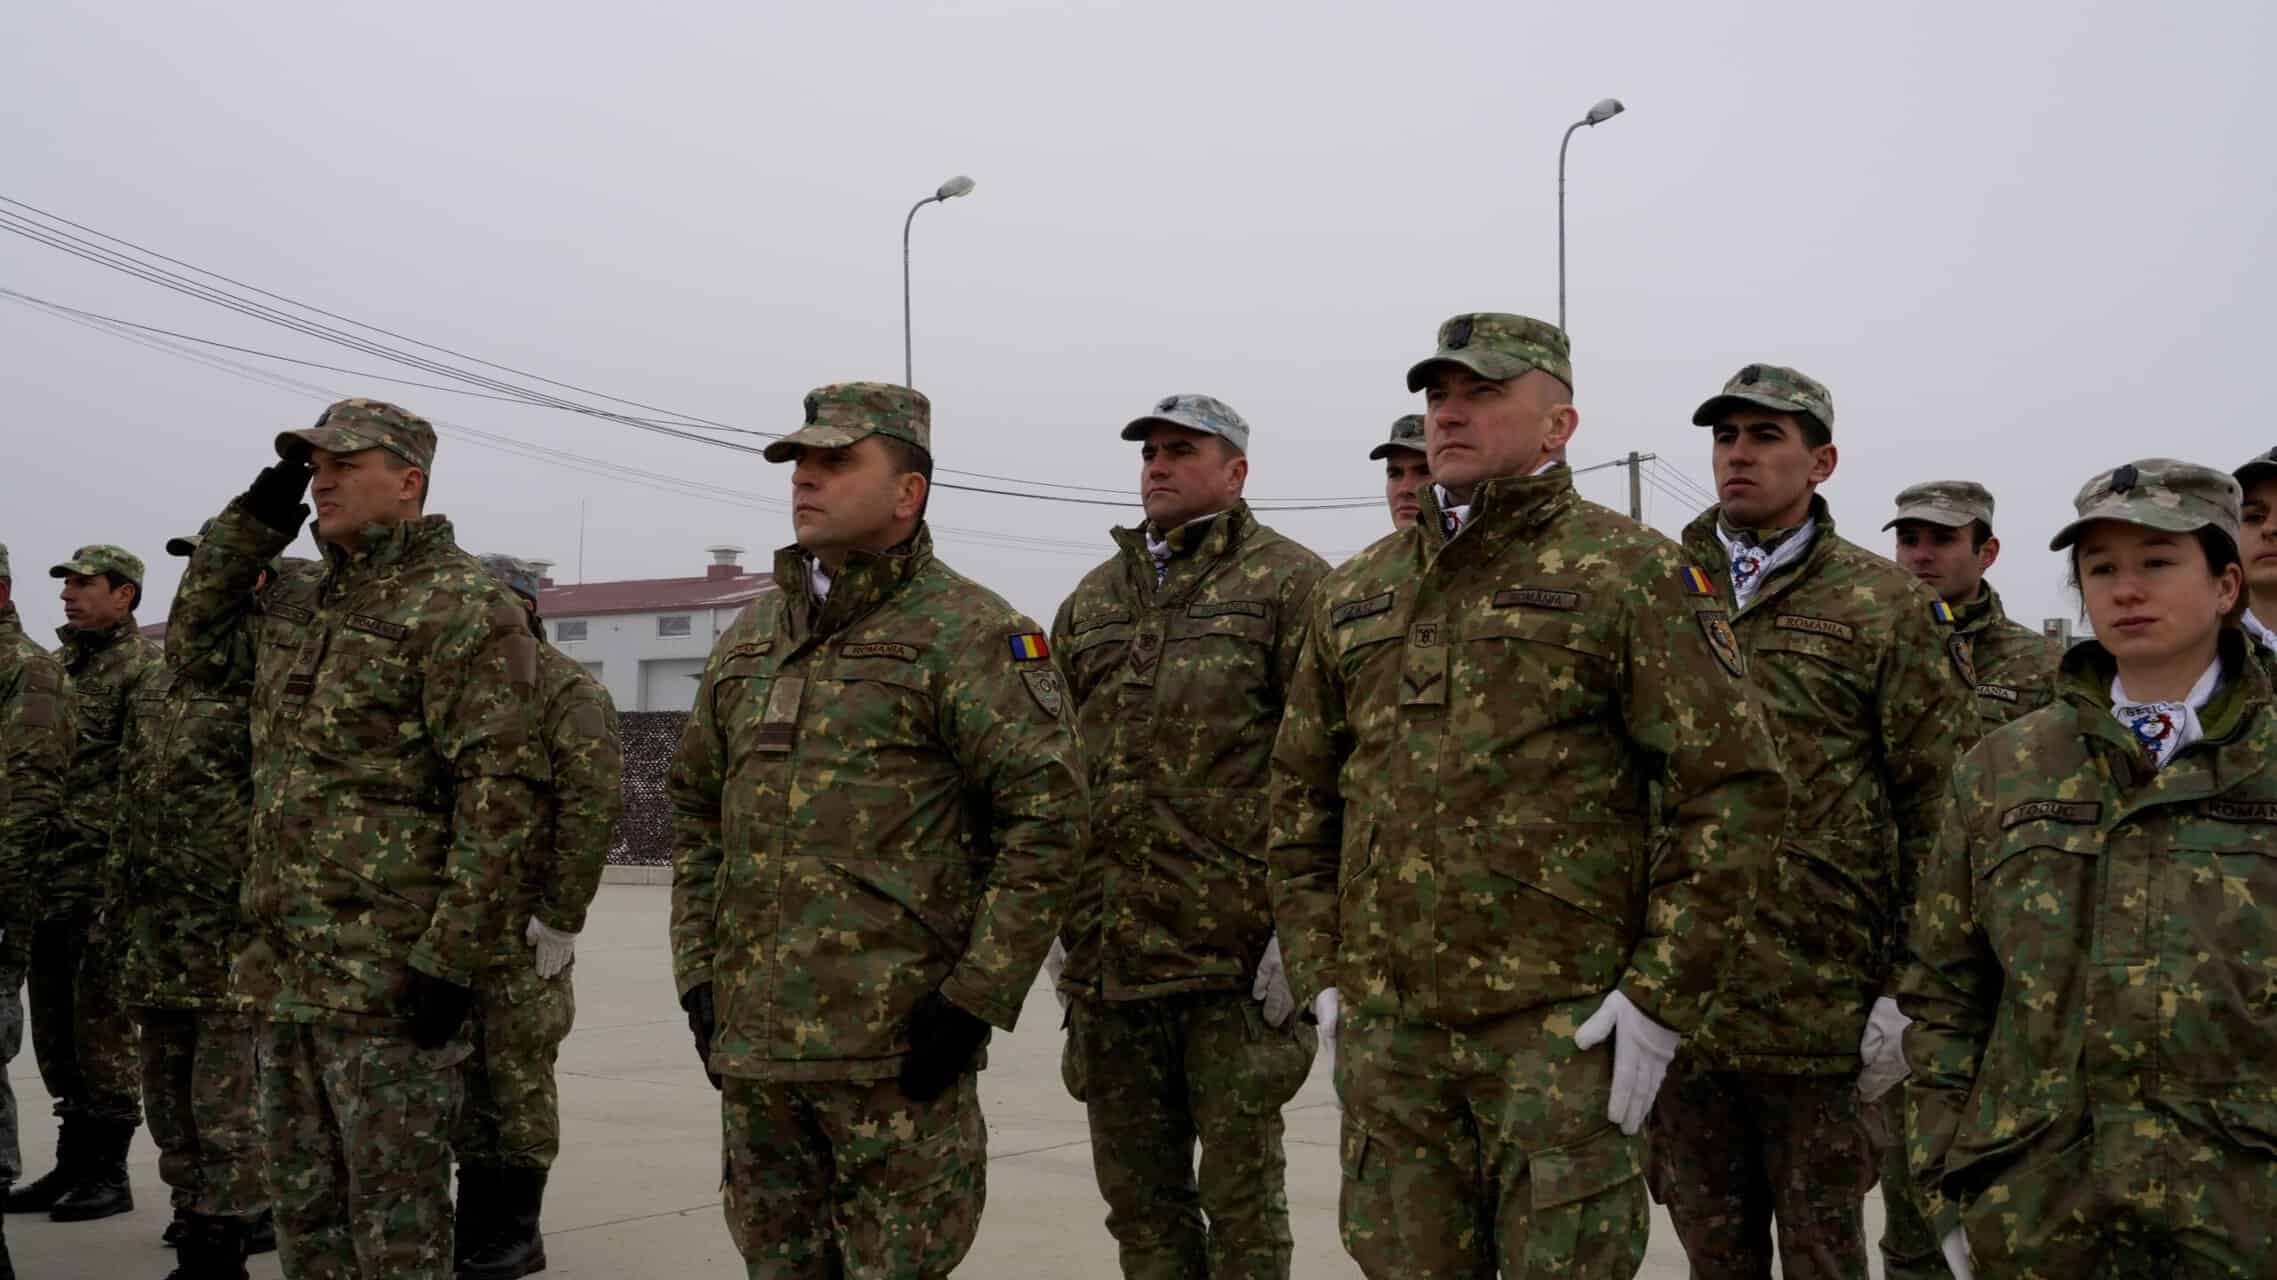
xmin=4 ymin=1 xmax=2272 ymax=642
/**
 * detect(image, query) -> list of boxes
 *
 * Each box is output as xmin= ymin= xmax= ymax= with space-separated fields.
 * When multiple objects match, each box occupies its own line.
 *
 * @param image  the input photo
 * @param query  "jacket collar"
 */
xmin=55 ymin=613 xmax=138 ymax=662
xmin=1684 ymin=493 xmax=1838 ymax=613
xmin=2056 ymin=627 xmax=2271 ymax=796
xmin=773 ymin=524 xmax=934 ymax=646
xmin=1415 ymin=465 xmax=1576 ymax=562
xmin=318 ymin=514 xmax=458 ymax=582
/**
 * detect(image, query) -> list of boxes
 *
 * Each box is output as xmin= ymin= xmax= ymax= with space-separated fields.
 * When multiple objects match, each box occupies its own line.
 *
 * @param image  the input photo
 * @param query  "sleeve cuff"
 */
xmin=939 ymin=967 xmax=1020 ymax=1032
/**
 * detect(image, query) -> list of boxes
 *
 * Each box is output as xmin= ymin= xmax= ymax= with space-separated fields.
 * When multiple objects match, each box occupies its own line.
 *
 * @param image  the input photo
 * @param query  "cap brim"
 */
xmin=165 ymin=536 xmax=201 ymax=557
xmin=1692 ymin=391 xmax=1819 ymax=427
xmin=48 ymin=561 xmax=97 ymax=579
xmin=1122 ymin=414 xmax=1237 ymax=444
xmin=2235 ymin=460 xmax=2277 ymax=491
xmin=276 ymin=424 xmax=387 ymax=462
xmin=2048 ymin=507 xmax=2216 ymax=552
xmin=762 ymin=422 xmax=874 ymax=464
xmin=1404 ymin=351 xmax=1534 ymax=394
xmin=1881 ymin=506 xmax=1980 ymax=532
xmin=1369 ymin=441 xmax=1427 ymax=462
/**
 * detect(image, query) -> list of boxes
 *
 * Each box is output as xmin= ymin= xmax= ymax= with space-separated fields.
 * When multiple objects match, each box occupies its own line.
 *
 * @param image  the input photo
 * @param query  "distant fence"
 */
xmin=612 ymin=711 xmax=689 ymax=866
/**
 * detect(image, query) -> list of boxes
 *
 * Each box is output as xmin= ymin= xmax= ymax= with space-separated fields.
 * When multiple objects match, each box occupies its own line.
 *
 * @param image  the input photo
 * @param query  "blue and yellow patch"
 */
xmin=1008 ymin=632 xmax=1051 ymax=661
xmin=1931 ymin=600 xmax=1956 ymax=624
xmin=1679 ymin=566 xmax=1717 ymax=597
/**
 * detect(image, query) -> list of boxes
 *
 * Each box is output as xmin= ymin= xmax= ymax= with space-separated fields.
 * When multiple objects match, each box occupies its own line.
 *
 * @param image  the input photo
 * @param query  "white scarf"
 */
xmin=808 ymin=557 xmax=834 ymax=604
xmin=1716 ymin=518 xmax=1818 ymax=611
xmin=2111 ymin=658 xmax=2222 ymax=769
xmin=1145 ymin=529 xmax=1173 ymax=585
xmin=2245 ymin=609 xmax=2277 ymax=656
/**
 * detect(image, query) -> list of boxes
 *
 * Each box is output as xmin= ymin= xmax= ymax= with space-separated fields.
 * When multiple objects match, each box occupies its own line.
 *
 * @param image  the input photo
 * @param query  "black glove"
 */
xmin=898 ymin=992 xmax=990 ymax=1103
xmin=681 ymin=982 xmax=722 ymax=1090
xmin=403 ymin=969 xmax=473 ymax=1051
xmin=245 ymin=459 xmax=315 ymax=533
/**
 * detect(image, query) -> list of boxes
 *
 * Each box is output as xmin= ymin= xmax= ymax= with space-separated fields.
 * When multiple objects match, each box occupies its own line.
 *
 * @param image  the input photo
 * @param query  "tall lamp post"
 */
xmin=1556 ymin=98 xmax=1624 ymax=334
xmin=903 ymin=174 xmax=976 ymax=387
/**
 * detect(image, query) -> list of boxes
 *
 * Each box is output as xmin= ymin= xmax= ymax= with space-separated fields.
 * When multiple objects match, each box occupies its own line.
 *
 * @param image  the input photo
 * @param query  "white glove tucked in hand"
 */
xmin=1044 ymin=938 xmax=1069 ymax=1011
xmin=1573 ymin=990 xmax=1680 ymax=1136
xmin=1940 ymin=1227 xmax=1974 ymax=1280
xmin=1251 ymin=936 xmax=1295 ymax=1028
xmin=1858 ymin=995 xmax=1913 ymax=1102
xmin=1312 ymin=988 xmax=1340 ymax=1045
xmin=525 ymin=917 xmax=577 ymax=979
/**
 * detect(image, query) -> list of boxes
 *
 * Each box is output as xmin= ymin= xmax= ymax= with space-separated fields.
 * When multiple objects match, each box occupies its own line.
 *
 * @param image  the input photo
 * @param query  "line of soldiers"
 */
xmin=663 ymin=311 xmax=2277 ymax=1280
xmin=0 ymin=400 xmax=623 ymax=1279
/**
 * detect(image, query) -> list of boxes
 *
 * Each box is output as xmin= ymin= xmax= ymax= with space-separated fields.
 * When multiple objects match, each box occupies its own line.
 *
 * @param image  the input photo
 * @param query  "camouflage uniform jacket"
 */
xmin=1267 ymin=469 xmax=1789 ymax=1032
xmin=667 ymin=526 xmax=1085 ymax=1081
xmin=111 ymin=663 xmax=256 ymax=1012
xmin=0 ymin=602 xmax=73 ymax=908
xmin=51 ymin=615 xmax=163 ymax=908
xmin=166 ymin=502 xmax=550 ymax=1028
xmin=1946 ymin=585 xmax=2061 ymax=739
xmin=1898 ymin=630 xmax=2277 ymax=1236
xmin=1050 ymin=502 xmax=1327 ymax=1002
xmin=1679 ymin=498 xmax=1968 ymax=1073
xmin=478 ymin=639 xmax=623 ymax=968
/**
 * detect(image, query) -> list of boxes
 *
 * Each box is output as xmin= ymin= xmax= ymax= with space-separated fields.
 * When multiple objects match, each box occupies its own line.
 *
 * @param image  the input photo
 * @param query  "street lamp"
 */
xmin=903 ymin=174 xmax=976 ymax=387
xmin=1557 ymin=98 xmax=1624 ymax=333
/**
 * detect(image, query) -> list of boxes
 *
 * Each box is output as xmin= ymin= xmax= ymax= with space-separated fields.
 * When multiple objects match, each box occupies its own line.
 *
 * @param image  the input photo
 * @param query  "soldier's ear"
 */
xmin=1808 ymin=442 xmax=1839 ymax=487
xmin=1978 ymin=535 xmax=2002 ymax=573
xmin=894 ymin=471 xmax=929 ymax=522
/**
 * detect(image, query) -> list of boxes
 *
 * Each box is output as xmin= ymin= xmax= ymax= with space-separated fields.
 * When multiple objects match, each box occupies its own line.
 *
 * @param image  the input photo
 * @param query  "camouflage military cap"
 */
xmin=762 ymin=382 xmax=931 ymax=463
xmin=1883 ymin=480 xmax=1995 ymax=532
xmin=164 ymin=517 xmax=220 ymax=558
xmin=48 ymin=544 xmax=145 ymax=586
xmin=1692 ymin=363 xmax=1836 ymax=436
xmin=1121 ymin=393 xmax=1252 ymax=453
xmin=2233 ymin=446 xmax=2277 ymax=494
xmin=2049 ymin=458 xmax=2242 ymax=551
xmin=479 ymin=552 xmax=543 ymax=605
xmin=275 ymin=398 xmax=437 ymax=471
xmin=1368 ymin=413 xmax=1427 ymax=461
xmin=1405 ymin=313 xmax=1573 ymax=394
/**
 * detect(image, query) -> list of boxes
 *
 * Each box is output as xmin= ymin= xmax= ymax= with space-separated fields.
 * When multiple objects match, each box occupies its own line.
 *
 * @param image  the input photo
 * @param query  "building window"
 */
xmin=658 ymin=614 xmax=693 ymax=638
xmin=555 ymin=619 xmax=588 ymax=642
xmin=581 ymin=661 xmax=603 ymax=680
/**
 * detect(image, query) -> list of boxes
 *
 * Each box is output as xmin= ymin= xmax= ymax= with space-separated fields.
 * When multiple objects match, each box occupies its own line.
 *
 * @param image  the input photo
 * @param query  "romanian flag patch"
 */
xmin=1679 ymin=566 xmax=1716 ymax=597
xmin=1008 ymin=632 xmax=1051 ymax=661
xmin=1931 ymin=600 xmax=1956 ymax=624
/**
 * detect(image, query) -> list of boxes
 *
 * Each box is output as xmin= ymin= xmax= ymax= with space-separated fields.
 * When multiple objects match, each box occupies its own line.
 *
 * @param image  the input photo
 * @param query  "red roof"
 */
xmin=540 ymin=570 xmax=777 ymax=619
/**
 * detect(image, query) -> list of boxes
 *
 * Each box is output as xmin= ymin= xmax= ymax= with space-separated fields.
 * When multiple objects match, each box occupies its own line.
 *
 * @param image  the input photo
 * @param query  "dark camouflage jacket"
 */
xmin=0 ymin=603 xmax=73 ymax=911
xmin=167 ymin=502 xmax=550 ymax=1029
xmin=1050 ymin=503 xmax=1327 ymax=1002
xmin=1899 ymin=630 xmax=2277 ymax=1236
xmin=1268 ymin=469 xmax=1788 ymax=1032
xmin=667 ymin=527 xmax=1085 ymax=1081
xmin=480 ymin=639 xmax=622 ymax=967
xmin=1679 ymin=498 xmax=1968 ymax=1073
xmin=113 ymin=665 xmax=255 ymax=1012
xmin=1946 ymin=586 xmax=2060 ymax=739
xmin=52 ymin=616 xmax=163 ymax=908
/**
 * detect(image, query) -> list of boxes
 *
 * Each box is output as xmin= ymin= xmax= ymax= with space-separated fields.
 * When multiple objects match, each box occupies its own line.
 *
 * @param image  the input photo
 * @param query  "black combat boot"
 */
xmin=453 ymin=1165 xmax=493 ymax=1266
xmin=5 ymin=1113 xmax=80 ymax=1213
xmin=48 ymin=1118 xmax=134 ymax=1222
xmin=164 ymin=1203 xmax=191 ymax=1247
xmin=165 ymin=1213 xmax=250 ymax=1280
xmin=459 ymin=1167 xmax=548 ymax=1278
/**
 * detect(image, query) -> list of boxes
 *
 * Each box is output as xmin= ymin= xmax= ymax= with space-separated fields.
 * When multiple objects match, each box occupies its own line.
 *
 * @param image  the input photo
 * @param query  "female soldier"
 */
xmin=1900 ymin=459 xmax=2277 ymax=1279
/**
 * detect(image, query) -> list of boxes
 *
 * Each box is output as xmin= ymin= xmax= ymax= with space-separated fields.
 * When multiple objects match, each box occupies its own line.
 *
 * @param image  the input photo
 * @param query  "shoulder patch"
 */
xmin=1774 ymin=614 xmax=1857 ymax=644
xmin=1678 ymin=566 xmax=1717 ymax=597
xmin=1931 ymin=600 xmax=1957 ymax=625
xmin=490 ymin=604 xmax=537 ymax=687
xmin=346 ymin=613 xmax=409 ymax=642
xmin=1007 ymin=632 xmax=1051 ymax=661
xmin=23 ymin=689 xmax=61 ymax=729
xmin=265 ymin=601 xmax=314 ymax=625
xmin=569 ymin=702 xmax=609 ymax=739
xmin=1330 ymin=591 xmax=1395 ymax=627
xmin=1695 ymin=610 xmax=1745 ymax=679
xmin=841 ymin=641 xmax=920 ymax=663
xmin=1020 ymin=666 xmax=1067 ymax=718
xmin=2206 ymin=800 xmax=2277 ymax=825
xmin=2000 ymin=800 xmax=2101 ymax=829
xmin=1947 ymin=635 xmax=1978 ymax=687
xmin=1188 ymin=600 xmax=1269 ymax=620
xmin=1493 ymin=587 xmax=1584 ymax=613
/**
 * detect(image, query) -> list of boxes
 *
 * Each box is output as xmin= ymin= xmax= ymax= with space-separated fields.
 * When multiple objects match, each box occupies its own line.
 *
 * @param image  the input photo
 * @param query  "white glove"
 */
xmin=525 ymin=917 xmax=577 ymax=980
xmin=1858 ymin=996 xmax=1913 ymax=1102
xmin=1940 ymin=1227 xmax=1974 ymax=1280
xmin=1573 ymin=990 xmax=1679 ymax=1136
xmin=1312 ymin=988 xmax=1340 ymax=1045
xmin=1044 ymin=938 xmax=1068 ymax=1011
xmin=1251 ymin=936 xmax=1295 ymax=1028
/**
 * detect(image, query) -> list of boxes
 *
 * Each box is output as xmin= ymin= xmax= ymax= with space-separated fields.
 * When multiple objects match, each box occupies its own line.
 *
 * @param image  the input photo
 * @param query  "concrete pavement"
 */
xmin=8 ymin=884 xmax=1889 ymax=1277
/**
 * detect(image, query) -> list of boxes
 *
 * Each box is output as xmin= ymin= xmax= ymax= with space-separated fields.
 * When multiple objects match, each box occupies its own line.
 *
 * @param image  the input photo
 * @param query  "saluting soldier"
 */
xmin=1268 ymin=313 xmax=1789 ymax=1278
xmin=667 ymin=382 xmax=1083 ymax=1278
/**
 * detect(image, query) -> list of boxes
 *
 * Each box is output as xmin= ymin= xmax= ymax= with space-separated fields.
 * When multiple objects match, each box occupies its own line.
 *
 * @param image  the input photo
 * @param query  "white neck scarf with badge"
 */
xmin=2245 ymin=609 xmax=2277 ymax=656
xmin=2112 ymin=657 xmax=2222 ymax=769
xmin=1145 ymin=528 xmax=1173 ymax=585
xmin=1716 ymin=518 xmax=1818 ymax=611
xmin=1434 ymin=459 xmax=1559 ymax=537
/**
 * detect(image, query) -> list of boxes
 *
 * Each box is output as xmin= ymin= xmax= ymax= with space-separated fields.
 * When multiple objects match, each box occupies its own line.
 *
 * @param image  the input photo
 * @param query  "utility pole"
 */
xmin=1623 ymin=450 xmax=1655 ymax=520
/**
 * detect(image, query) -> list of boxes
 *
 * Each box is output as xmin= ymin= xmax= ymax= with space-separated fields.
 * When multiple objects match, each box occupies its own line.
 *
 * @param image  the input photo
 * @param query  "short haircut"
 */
xmin=98 ymin=570 xmax=140 ymax=612
xmin=876 ymin=436 xmax=935 ymax=519
xmin=1967 ymin=520 xmax=1992 ymax=551
xmin=1798 ymin=416 xmax=1832 ymax=450
xmin=379 ymin=451 xmax=430 ymax=509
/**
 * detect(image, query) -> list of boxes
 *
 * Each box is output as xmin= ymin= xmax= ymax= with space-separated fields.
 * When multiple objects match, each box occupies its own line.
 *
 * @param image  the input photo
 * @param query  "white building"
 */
xmin=537 ymin=545 xmax=777 ymax=712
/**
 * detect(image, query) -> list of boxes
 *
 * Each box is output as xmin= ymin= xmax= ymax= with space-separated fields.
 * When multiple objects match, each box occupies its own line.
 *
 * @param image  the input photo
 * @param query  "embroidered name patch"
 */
xmin=1775 ymin=615 xmax=1856 ymax=644
xmin=1975 ymin=684 xmax=2020 ymax=704
xmin=841 ymin=642 xmax=919 ymax=662
xmin=2206 ymin=800 xmax=2277 ymax=824
xmin=726 ymin=640 xmax=773 ymax=661
xmin=1331 ymin=592 xmax=1395 ymax=627
xmin=2000 ymin=800 xmax=2101 ymax=829
xmin=266 ymin=601 xmax=314 ymax=625
xmin=347 ymin=614 xmax=409 ymax=642
xmin=1189 ymin=600 xmax=1268 ymax=620
xmin=1493 ymin=588 xmax=1583 ymax=612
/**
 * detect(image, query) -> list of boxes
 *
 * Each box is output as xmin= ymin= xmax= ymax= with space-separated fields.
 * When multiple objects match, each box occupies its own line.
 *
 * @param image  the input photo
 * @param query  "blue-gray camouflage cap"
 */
xmin=1122 ymin=394 xmax=1250 ymax=453
xmin=2050 ymin=458 xmax=2241 ymax=551
xmin=479 ymin=553 xmax=543 ymax=605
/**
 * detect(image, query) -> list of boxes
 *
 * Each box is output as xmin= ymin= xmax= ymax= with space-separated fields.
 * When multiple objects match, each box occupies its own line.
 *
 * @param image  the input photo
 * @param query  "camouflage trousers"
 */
xmin=26 ymin=905 xmax=140 ymax=1124
xmin=457 ymin=959 xmax=575 ymax=1169
xmin=137 ymin=1008 xmax=266 ymax=1219
xmin=1645 ymin=1061 xmax=1875 ymax=1280
xmin=720 ymin=1070 xmax=985 ymax=1280
xmin=260 ymin=1020 xmax=467 ymax=1280
xmin=1336 ymin=999 xmax=1648 ymax=1280
xmin=1061 ymin=990 xmax=1315 ymax=1280
xmin=1868 ymin=1086 xmax=1943 ymax=1280
xmin=0 ymin=957 xmax=23 ymax=1184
